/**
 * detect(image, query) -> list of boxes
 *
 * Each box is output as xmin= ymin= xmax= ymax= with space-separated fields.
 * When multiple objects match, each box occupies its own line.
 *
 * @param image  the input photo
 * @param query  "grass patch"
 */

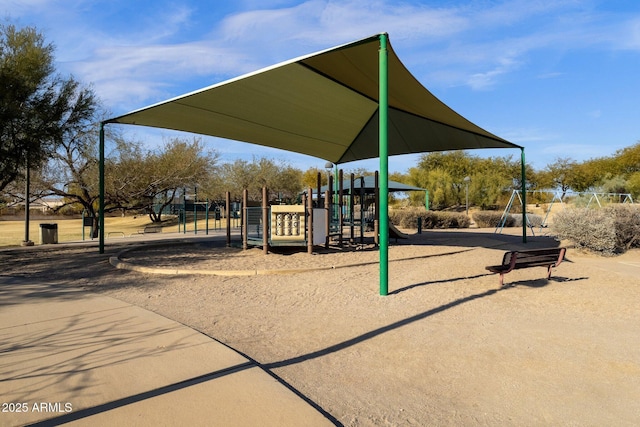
xmin=0 ymin=215 xmax=229 ymax=247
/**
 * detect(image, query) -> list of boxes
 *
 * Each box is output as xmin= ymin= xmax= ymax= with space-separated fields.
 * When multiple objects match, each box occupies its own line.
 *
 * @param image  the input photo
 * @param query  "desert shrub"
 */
xmin=610 ymin=205 xmax=640 ymax=251
xmin=424 ymin=211 xmax=470 ymax=229
xmin=389 ymin=207 xmax=470 ymax=229
xmin=511 ymin=213 xmax=544 ymax=228
xmin=567 ymin=194 xmax=591 ymax=208
xmin=472 ymin=210 xmax=514 ymax=228
xmin=389 ymin=208 xmax=418 ymax=228
xmin=552 ymin=205 xmax=640 ymax=254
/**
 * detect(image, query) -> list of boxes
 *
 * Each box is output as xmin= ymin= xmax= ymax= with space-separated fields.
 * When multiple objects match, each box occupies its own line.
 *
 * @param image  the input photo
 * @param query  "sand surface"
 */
xmin=2 ymin=228 xmax=639 ymax=426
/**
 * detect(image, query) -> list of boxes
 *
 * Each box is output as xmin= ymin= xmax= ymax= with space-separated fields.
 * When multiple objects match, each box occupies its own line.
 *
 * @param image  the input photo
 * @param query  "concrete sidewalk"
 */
xmin=0 ymin=280 xmax=336 ymax=426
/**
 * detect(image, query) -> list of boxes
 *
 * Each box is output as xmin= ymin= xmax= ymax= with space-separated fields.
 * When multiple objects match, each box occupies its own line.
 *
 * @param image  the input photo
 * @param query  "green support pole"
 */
xmin=521 ymin=148 xmax=527 ymax=244
xmin=333 ymin=164 xmax=338 ymax=205
xmin=379 ymin=33 xmax=389 ymax=296
xmin=425 ymin=190 xmax=429 ymax=211
xmin=194 ymin=202 xmax=197 ymax=234
xmin=23 ymin=157 xmax=32 ymax=246
xmin=99 ymin=122 xmax=105 ymax=254
xmin=183 ymin=188 xmax=187 ymax=234
xmin=194 ymin=186 xmax=198 ymax=235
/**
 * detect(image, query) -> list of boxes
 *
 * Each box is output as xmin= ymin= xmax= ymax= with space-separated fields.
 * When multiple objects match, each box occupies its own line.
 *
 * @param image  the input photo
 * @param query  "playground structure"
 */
xmin=243 ymin=170 xmax=386 ymax=254
xmin=495 ymin=189 xmax=636 ymax=235
xmin=243 ymin=187 xmax=326 ymax=254
xmin=144 ymin=170 xmax=421 ymax=254
xmin=241 ymin=170 xmax=426 ymax=253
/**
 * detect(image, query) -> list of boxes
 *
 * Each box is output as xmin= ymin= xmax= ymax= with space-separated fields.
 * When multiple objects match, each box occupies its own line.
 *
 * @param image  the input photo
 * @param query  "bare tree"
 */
xmin=217 ymin=157 xmax=302 ymax=203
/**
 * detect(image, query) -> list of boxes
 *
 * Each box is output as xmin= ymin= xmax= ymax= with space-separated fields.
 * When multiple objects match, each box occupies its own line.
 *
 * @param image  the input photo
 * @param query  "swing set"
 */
xmin=495 ymin=190 xmax=635 ymax=235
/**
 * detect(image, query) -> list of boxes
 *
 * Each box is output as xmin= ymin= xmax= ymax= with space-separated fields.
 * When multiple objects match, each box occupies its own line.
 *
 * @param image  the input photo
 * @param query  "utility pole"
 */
xmin=22 ymin=155 xmax=34 ymax=246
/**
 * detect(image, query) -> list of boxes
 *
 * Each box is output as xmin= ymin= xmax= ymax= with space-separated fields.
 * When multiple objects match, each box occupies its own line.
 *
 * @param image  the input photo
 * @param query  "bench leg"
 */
xmin=547 ymin=265 xmax=553 ymax=279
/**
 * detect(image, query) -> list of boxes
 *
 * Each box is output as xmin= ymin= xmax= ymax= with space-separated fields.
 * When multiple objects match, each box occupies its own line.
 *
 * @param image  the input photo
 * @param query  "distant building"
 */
xmin=6 ymin=197 xmax=65 ymax=213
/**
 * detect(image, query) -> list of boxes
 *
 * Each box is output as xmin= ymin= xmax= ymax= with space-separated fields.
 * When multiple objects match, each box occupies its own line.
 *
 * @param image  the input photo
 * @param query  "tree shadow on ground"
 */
xmin=22 ymin=267 xmax=522 ymax=427
xmin=0 ymin=278 xmax=87 ymax=306
xmin=3 ymin=234 xmax=582 ymax=427
xmin=1 ymin=307 xmax=210 ymax=425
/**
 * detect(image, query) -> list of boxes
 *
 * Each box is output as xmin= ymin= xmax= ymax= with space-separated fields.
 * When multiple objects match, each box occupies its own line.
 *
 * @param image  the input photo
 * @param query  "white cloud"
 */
xmin=64 ymin=8 xmax=270 ymax=108
xmin=4 ymin=0 xmax=71 ymax=16
xmin=75 ymin=42 xmax=257 ymax=106
xmin=537 ymin=72 xmax=565 ymax=79
xmin=500 ymin=127 xmax=560 ymax=144
xmin=62 ymin=0 xmax=478 ymax=110
xmin=588 ymin=109 xmax=602 ymax=119
xmin=10 ymin=0 xmax=636 ymax=106
xmin=617 ymin=16 xmax=640 ymax=50
xmin=467 ymin=55 xmax=522 ymax=90
xmin=6 ymin=0 xmax=640 ymax=173
xmin=218 ymin=0 xmax=468 ymax=56
xmin=541 ymin=143 xmax=606 ymax=162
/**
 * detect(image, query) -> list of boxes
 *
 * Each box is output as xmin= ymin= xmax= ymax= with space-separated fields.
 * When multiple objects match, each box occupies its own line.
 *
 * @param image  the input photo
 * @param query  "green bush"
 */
xmin=552 ymin=205 xmax=640 ymax=255
xmin=389 ymin=207 xmax=470 ymax=229
xmin=472 ymin=210 xmax=514 ymax=228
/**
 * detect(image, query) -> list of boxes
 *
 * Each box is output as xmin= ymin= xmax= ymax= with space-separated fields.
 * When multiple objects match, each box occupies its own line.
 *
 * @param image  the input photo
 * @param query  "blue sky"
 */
xmin=5 ymin=0 xmax=640 ymax=173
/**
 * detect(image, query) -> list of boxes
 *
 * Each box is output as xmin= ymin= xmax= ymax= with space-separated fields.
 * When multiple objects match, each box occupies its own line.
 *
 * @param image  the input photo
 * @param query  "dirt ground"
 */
xmin=2 ymin=228 xmax=639 ymax=426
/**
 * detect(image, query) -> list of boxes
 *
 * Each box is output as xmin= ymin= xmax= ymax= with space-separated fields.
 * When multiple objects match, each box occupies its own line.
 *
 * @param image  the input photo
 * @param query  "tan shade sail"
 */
xmin=107 ymin=34 xmax=520 ymax=163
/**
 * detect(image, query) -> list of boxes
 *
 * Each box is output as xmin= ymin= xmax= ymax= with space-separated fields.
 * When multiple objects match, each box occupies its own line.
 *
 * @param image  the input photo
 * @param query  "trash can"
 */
xmin=39 ymin=223 xmax=58 ymax=244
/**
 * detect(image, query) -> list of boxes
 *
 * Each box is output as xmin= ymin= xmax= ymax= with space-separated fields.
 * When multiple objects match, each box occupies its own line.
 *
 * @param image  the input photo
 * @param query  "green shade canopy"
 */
xmin=100 ymin=33 xmax=527 ymax=289
xmin=107 ymin=34 xmax=520 ymax=164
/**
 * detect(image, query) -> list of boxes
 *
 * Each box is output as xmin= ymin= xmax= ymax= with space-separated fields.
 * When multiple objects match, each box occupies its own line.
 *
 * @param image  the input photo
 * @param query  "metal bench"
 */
xmin=486 ymin=247 xmax=566 ymax=287
xmin=137 ymin=225 xmax=162 ymax=234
